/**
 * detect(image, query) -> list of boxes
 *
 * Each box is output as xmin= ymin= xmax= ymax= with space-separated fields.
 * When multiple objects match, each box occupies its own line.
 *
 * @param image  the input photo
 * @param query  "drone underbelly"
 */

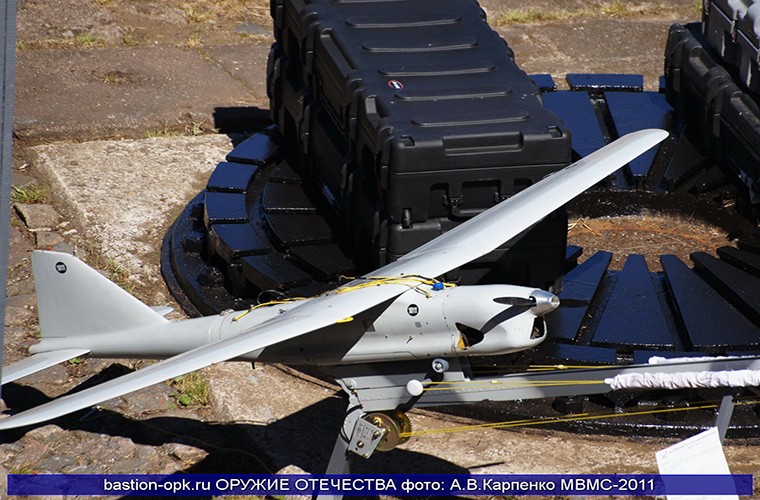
xmin=252 ymin=285 xmax=547 ymax=365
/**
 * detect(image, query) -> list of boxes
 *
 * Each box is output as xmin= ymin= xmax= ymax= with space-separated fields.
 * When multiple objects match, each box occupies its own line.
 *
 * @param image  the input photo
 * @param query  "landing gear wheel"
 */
xmin=365 ymin=410 xmax=411 ymax=452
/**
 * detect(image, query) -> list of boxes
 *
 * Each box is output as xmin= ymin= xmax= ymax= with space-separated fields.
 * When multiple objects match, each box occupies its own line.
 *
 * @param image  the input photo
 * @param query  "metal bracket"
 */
xmin=347 ymin=417 xmax=385 ymax=459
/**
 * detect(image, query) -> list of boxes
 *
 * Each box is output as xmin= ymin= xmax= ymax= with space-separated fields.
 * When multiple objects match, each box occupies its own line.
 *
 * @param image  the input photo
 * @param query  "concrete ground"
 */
xmin=6 ymin=0 xmax=759 ymax=496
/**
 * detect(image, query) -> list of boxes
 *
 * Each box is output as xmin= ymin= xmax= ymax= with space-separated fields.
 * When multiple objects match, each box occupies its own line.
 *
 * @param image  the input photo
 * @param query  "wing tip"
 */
xmin=628 ymin=128 xmax=669 ymax=144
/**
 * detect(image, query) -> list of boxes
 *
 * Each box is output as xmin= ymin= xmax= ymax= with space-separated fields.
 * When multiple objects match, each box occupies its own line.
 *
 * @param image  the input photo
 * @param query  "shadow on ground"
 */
xmin=2 ymin=367 xmax=469 ymax=494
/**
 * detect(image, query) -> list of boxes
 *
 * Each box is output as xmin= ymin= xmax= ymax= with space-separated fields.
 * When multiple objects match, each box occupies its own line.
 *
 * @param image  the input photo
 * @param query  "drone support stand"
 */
xmin=324 ymin=395 xmax=387 ymax=470
xmin=316 ymin=428 xmax=351 ymax=499
xmin=317 ymin=396 xmax=386 ymax=500
xmin=715 ymin=394 xmax=735 ymax=443
xmin=317 ymin=356 xmax=760 ymax=499
xmin=325 ymin=429 xmax=351 ymax=476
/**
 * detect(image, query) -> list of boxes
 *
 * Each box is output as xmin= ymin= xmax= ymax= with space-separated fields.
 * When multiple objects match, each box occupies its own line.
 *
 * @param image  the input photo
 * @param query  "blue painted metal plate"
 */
xmin=661 ymin=254 xmax=760 ymax=350
xmin=605 ymin=92 xmax=673 ymax=178
xmin=592 ymin=254 xmax=675 ymax=348
xmin=204 ymin=192 xmax=248 ymax=224
xmin=226 ymin=133 xmax=279 ymax=166
xmin=691 ymin=251 xmax=760 ymax=326
xmin=542 ymin=91 xmax=606 ymax=158
xmin=546 ymin=251 xmax=611 ymax=341
xmin=567 ymin=73 xmax=644 ymax=91
xmin=206 ymin=162 xmax=259 ymax=193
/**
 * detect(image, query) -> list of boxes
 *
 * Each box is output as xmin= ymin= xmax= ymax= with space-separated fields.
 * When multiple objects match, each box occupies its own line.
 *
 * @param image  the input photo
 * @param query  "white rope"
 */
xmin=647 ymin=355 xmax=752 ymax=365
xmin=605 ymin=369 xmax=760 ymax=391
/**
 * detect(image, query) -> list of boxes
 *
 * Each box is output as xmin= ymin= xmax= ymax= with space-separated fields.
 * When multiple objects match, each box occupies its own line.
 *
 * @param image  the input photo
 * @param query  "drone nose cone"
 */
xmin=531 ymin=289 xmax=560 ymax=316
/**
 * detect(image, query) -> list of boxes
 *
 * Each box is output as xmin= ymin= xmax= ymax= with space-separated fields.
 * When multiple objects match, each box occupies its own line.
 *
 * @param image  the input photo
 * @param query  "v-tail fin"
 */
xmin=32 ymin=251 xmax=168 ymax=340
xmin=1 ymin=252 xmax=168 ymax=385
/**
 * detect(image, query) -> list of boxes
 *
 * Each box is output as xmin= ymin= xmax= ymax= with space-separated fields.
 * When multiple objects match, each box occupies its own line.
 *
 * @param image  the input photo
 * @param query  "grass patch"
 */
xmin=188 ymin=121 xmax=214 ymax=136
xmin=184 ymin=0 xmax=270 ymax=23
xmin=99 ymin=70 xmax=140 ymax=85
xmin=146 ymin=128 xmax=176 ymax=138
xmin=599 ymin=0 xmax=632 ymax=16
xmin=11 ymin=184 xmax=45 ymax=204
xmin=493 ymin=2 xmax=678 ymax=26
xmin=183 ymin=3 xmax=213 ymax=23
xmin=122 ymin=33 xmax=140 ymax=47
xmin=145 ymin=124 xmax=181 ymax=138
xmin=104 ymin=258 xmax=137 ymax=294
xmin=16 ymin=39 xmax=73 ymax=50
xmin=170 ymin=372 xmax=210 ymax=407
xmin=145 ymin=120 xmax=216 ymax=138
xmin=496 ymin=8 xmax=570 ymax=24
xmin=10 ymin=465 xmax=38 ymax=474
xmin=75 ymin=32 xmax=101 ymax=47
xmin=185 ymin=31 xmax=204 ymax=49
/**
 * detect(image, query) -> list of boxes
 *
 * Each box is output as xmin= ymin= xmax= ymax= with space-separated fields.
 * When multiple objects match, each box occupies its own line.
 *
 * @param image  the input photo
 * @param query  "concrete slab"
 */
xmin=203 ymin=41 xmax=272 ymax=105
xmin=29 ymin=135 xmax=232 ymax=299
xmin=500 ymin=18 xmax=687 ymax=90
xmin=17 ymin=0 xmax=123 ymax=48
xmin=15 ymin=47 xmax=266 ymax=141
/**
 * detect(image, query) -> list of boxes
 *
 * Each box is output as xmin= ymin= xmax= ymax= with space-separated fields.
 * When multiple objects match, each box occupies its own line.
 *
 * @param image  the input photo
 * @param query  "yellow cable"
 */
xmin=472 ymin=364 xmax=616 ymax=376
xmin=526 ymin=364 xmax=617 ymax=371
xmin=231 ymin=274 xmax=453 ymax=321
xmin=335 ymin=274 xmax=455 ymax=298
xmin=231 ymin=297 xmax=307 ymax=322
xmin=401 ymin=397 xmax=760 ymax=438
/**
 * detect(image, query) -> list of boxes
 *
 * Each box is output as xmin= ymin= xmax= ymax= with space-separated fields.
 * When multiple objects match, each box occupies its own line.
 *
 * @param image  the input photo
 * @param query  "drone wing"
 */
xmin=0 ymin=129 xmax=667 ymax=430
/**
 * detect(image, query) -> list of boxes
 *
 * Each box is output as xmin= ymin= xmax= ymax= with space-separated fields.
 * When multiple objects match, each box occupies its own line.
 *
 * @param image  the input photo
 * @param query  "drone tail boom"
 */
xmin=31 ymin=251 xmax=169 ymax=341
xmin=1 ymin=253 xmax=171 ymax=385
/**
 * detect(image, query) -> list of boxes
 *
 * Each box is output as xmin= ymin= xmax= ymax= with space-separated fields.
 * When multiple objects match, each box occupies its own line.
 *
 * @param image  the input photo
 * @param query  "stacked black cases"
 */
xmin=665 ymin=23 xmax=760 ymax=213
xmin=735 ymin=2 xmax=760 ymax=91
xmin=701 ymin=0 xmax=760 ymax=91
xmin=269 ymin=0 xmax=572 ymax=290
xmin=701 ymin=0 xmax=752 ymax=67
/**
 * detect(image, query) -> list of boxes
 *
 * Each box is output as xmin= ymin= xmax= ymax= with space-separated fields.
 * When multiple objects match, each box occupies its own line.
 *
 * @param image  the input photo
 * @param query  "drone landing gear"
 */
xmin=325 ymin=404 xmax=410 ymax=475
xmin=315 ymin=358 xmax=753 ymax=500
xmin=319 ymin=402 xmax=408 ymax=500
xmin=321 ymin=357 xmax=464 ymax=487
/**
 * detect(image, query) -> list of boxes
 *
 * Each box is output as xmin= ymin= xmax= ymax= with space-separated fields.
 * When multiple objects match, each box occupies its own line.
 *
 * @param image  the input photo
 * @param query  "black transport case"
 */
xmin=701 ymin=0 xmax=752 ymax=67
xmin=665 ymin=23 xmax=760 ymax=208
xmin=268 ymin=0 xmax=572 ymax=290
xmin=270 ymin=0 xmax=571 ymax=224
